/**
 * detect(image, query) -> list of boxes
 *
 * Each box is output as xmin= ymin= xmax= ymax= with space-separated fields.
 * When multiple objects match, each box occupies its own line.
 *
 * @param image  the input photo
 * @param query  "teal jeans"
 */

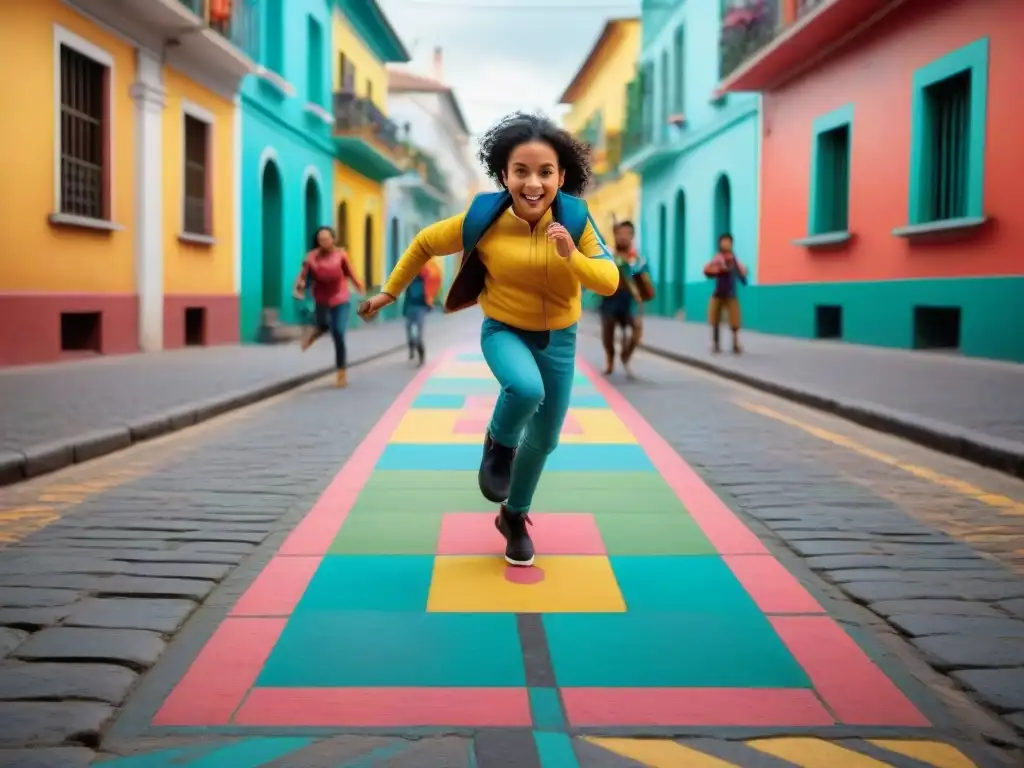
xmin=481 ymin=317 xmax=577 ymax=514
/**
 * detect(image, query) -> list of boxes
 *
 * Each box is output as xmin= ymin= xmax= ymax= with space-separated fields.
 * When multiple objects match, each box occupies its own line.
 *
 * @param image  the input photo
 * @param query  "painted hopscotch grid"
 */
xmin=153 ymin=347 xmax=930 ymax=730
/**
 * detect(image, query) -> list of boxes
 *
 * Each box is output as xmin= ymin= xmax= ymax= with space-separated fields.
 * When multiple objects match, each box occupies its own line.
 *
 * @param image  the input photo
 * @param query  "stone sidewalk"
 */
xmin=621 ymin=315 xmax=1024 ymax=479
xmin=0 ymin=318 xmax=424 ymax=486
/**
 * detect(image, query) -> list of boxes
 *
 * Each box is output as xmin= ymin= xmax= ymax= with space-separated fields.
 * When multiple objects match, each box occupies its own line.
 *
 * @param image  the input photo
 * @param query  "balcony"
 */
xmin=718 ymin=0 xmax=902 ymax=94
xmin=592 ymin=132 xmax=624 ymax=186
xmin=620 ymin=77 xmax=682 ymax=175
xmin=400 ymin=146 xmax=450 ymax=207
xmin=68 ymin=0 xmax=257 ymax=82
xmin=332 ymin=92 xmax=407 ymax=182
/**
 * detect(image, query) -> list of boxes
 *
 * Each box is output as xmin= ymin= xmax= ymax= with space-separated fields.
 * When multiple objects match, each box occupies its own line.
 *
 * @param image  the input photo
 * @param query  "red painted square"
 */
xmin=437 ymin=512 xmax=606 ymax=555
xmin=454 ymin=417 xmax=490 ymax=434
xmin=561 ymin=414 xmax=583 ymax=434
xmin=233 ymin=686 xmax=532 ymax=727
xmin=771 ymin=616 xmax=930 ymax=726
xmin=464 ymin=394 xmax=497 ymax=410
xmin=724 ymin=555 xmax=825 ymax=615
xmin=561 ymin=687 xmax=834 ymax=727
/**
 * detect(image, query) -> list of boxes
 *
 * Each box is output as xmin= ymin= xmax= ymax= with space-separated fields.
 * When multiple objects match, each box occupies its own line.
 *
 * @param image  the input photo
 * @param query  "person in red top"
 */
xmin=293 ymin=226 xmax=364 ymax=388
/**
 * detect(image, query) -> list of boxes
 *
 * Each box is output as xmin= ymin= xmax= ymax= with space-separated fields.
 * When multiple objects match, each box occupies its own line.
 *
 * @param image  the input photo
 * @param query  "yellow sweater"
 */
xmin=382 ymin=206 xmax=619 ymax=331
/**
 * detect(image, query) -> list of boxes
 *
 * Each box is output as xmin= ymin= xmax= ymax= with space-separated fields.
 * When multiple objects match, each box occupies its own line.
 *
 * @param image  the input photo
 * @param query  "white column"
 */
xmin=232 ymin=94 xmax=243 ymax=296
xmin=130 ymin=49 xmax=166 ymax=352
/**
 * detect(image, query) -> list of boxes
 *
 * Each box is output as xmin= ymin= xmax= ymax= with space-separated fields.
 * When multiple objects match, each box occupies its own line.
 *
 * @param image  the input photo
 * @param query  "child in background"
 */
xmin=703 ymin=233 xmax=748 ymax=354
xmin=403 ymin=261 xmax=441 ymax=366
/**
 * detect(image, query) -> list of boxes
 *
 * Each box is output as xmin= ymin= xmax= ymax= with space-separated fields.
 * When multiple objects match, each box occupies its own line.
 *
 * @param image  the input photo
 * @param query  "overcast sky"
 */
xmin=377 ymin=0 xmax=641 ymax=178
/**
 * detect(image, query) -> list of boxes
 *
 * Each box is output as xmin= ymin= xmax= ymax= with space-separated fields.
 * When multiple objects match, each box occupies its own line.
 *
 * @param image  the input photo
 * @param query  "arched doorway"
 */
xmin=336 ymin=201 xmax=349 ymax=250
xmin=389 ymin=216 xmax=400 ymax=272
xmin=657 ymin=203 xmax=667 ymax=316
xmin=673 ymin=189 xmax=686 ymax=317
xmin=363 ymin=214 xmax=375 ymax=289
xmin=260 ymin=160 xmax=283 ymax=311
xmin=713 ymin=174 xmax=732 ymax=247
xmin=304 ymin=176 xmax=320 ymax=249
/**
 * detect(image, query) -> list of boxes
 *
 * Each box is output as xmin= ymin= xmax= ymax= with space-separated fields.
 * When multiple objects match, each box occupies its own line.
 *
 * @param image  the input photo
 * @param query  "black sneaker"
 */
xmin=479 ymin=433 xmax=515 ymax=503
xmin=495 ymin=505 xmax=535 ymax=566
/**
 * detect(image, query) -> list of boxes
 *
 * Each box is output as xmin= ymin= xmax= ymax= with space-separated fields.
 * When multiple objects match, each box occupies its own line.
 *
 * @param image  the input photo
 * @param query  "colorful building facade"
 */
xmin=0 ymin=0 xmax=256 ymax=366
xmin=385 ymin=58 xmax=477 ymax=300
xmin=331 ymin=0 xmax=410 ymax=304
xmin=559 ymin=19 xmax=641 ymax=243
xmin=623 ymin=1 xmax=761 ymax=320
xmin=238 ymin=0 xmax=337 ymax=342
xmin=720 ymin=0 xmax=1023 ymax=362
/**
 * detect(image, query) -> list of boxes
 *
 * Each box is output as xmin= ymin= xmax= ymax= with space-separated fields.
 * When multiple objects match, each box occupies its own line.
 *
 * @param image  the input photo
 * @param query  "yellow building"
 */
xmin=331 ymin=1 xmax=410 ymax=291
xmin=559 ymin=18 xmax=641 ymax=242
xmin=0 ymin=0 xmax=254 ymax=366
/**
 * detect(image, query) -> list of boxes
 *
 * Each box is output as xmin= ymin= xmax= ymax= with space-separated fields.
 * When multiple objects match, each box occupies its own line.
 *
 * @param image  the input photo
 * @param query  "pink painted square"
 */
xmin=436 ymin=513 xmax=606 ymax=555
xmin=453 ymin=415 xmax=583 ymax=435
xmin=464 ymin=395 xmax=497 ymax=410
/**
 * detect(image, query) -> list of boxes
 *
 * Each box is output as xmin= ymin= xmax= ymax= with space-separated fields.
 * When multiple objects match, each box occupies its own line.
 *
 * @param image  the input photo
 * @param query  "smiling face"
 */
xmin=502 ymin=140 xmax=564 ymax=223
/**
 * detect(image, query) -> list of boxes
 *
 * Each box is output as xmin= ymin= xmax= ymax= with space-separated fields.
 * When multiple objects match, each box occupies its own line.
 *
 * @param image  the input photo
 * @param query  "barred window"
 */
xmin=184 ymin=115 xmax=210 ymax=235
xmin=59 ymin=45 xmax=107 ymax=219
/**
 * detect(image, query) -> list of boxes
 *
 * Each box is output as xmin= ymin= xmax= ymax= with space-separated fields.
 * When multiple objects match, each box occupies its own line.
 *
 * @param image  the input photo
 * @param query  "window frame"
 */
xmin=181 ymin=100 xmax=215 ymax=239
xmin=807 ymin=103 xmax=854 ymax=238
xmin=306 ymin=14 xmax=324 ymax=106
xmin=906 ymin=37 xmax=989 ymax=226
xmin=52 ymin=24 xmax=115 ymax=222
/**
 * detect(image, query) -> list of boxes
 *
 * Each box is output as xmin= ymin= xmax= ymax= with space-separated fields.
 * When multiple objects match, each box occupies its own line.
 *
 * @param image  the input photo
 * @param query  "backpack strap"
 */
xmin=461 ymin=191 xmax=512 ymax=255
xmin=553 ymin=191 xmax=614 ymax=261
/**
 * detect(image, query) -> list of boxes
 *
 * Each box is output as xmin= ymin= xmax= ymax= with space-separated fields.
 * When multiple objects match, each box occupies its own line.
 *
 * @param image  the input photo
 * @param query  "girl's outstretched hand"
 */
xmin=357 ymin=292 xmax=395 ymax=321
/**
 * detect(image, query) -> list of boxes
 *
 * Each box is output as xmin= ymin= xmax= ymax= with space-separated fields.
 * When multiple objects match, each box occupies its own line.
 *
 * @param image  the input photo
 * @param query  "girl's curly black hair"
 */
xmin=477 ymin=111 xmax=593 ymax=197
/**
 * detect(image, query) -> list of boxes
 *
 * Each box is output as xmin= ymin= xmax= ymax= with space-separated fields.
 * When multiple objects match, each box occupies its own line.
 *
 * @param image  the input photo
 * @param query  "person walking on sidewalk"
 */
xmin=598 ymin=220 xmax=651 ymax=379
xmin=358 ymin=111 xmax=619 ymax=567
xmin=294 ymin=226 xmax=364 ymax=388
xmin=703 ymin=233 xmax=748 ymax=355
xmin=403 ymin=260 xmax=441 ymax=367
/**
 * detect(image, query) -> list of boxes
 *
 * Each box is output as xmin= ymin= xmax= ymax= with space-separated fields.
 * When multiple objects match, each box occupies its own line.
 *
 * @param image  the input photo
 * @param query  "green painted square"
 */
xmin=611 ymin=555 xmax=763 ymax=613
xmin=294 ymin=555 xmax=433 ymax=612
xmin=533 ymin=485 xmax=686 ymax=515
xmin=329 ymin=511 xmax=442 ymax=554
xmin=257 ymin=611 xmax=525 ymax=687
xmin=363 ymin=470 xmax=476 ymax=491
xmin=351 ymin=487 xmax=496 ymax=514
xmin=597 ymin=513 xmax=714 ymax=555
xmin=544 ymin=611 xmax=810 ymax=688
xmin=534 ymin=471 xmax=673 ymax=494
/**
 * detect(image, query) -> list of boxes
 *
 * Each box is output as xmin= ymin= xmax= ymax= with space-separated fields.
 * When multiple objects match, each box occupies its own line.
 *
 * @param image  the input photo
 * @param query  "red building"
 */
xmin=719 ymin=0 xmax=1024 ymax=362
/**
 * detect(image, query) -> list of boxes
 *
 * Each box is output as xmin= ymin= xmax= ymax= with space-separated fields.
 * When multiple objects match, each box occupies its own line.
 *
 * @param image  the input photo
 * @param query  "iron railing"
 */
xmin=719 ymin=0 xmax=781 ymax=80
xmin=333 ymin=92 xmax=401 ymax=152
xmin=176 ymin=0 xmax=260 ymax=61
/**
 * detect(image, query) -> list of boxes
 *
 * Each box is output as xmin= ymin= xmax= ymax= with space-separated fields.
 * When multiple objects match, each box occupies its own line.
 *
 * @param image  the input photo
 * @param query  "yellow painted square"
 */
xmin=433 ymin=362 xmax=495 ymax=379
xmin=427 ymin=555 xmax=627 ymax=613
xmin=570 ymin=411 xmax=637 ymax=444
xmin=389 ymin=410 xmax=460 ymax=443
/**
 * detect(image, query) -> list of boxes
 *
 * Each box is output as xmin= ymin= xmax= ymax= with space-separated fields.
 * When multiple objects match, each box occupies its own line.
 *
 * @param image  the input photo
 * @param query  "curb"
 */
xmin=0 ymin=342 xmax=406 ymax=488
xmin=634 ymin=340 xmax=1024 ymax=481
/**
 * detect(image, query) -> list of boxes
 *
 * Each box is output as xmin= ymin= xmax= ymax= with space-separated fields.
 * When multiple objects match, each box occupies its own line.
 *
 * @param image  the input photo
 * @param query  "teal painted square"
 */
xmin=377 ymin=444 xmax=653 ymax=472
xmin=294 ymin=555 xmax=433 ymax=612
xmin=257 ymin=611 xmax=525 ymax=687
xmin=611 ymin=556 xmax=764 ymax=614
xmin=569 ymin=394 xmax=608 ymax=408
xmin=421 ymin=378 xmax=500 ymax=395
xmin=544 ymin=612 xmax=810 ymax=688
xmin=412 ymin=394 xmax=466 ymax=409
xmin=530 ymin=687 xmax=566 ymax=730
xmin=456 ymin=353 xmax=485 ymax=361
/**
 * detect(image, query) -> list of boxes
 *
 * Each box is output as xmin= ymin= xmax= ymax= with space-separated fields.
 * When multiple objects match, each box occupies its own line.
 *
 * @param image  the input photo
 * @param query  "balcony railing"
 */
xmin=333 ymin=92 xmax=401 ymax=152
xmin=175 ymin=0 xmax=260 ymax=61
xmin=404 ymin=144 xmax=449 ymax=194
xmin=719 ymin=0 xmax=781 ymax=81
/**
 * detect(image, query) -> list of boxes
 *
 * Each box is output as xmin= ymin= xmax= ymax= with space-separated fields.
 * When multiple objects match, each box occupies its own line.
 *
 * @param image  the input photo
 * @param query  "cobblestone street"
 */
xmin=0 ymin=317 xmax=1022 ymax=767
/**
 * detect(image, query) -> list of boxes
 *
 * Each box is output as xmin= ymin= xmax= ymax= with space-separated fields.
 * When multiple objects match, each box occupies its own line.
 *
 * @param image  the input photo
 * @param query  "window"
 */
xmin=306 ymin=16 xmax=323 ymax=105
xmin=906 ymin=38 xmax=989 ymax=227
xmin=641 ymin=62 xmax=654 ymax=143
xmin=366 ymin=80 xmax=373 ymax=103
xmin=264 ymin=0 xmax=284 ymax=75
xmin=815 ymin=305 xmax=842 ymax=340
xmin=338 ymin=52 xmax=355 ymax=93
xmin=56 ymin=31 xmax=112 ymax=220
xmin=183 ymin=109 xmax=212 ymax=236
xmin=673 ymin=26 xmax=685 ymax=114
xmin=659 ymin=51 xmax=669 ymax=140
xmin=808 ymin=104 xmax=853 ymax=236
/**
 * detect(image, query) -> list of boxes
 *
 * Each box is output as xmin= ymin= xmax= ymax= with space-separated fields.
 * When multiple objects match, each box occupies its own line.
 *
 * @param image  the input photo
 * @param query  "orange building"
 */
xmin=719 ymin=0 xmax=1023 ymax=362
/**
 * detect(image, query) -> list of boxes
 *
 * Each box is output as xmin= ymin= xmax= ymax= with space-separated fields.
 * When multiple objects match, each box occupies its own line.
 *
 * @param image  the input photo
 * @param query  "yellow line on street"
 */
xmin=734 ymin=399 xmax=1024 ymax=516
xmin=747 ymin=738 xmax=891 ymax=766
xmin=584 ymin=737 xmax=736 ymax=767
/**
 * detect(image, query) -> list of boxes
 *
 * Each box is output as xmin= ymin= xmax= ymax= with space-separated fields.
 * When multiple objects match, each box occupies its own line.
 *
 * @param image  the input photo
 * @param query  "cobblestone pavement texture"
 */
xmin=0 ymin=317 xmax=1020 ymax=766
xmin=0 ymin=318 xmax=424 ymax=485
xmin=631 ymin=315 xmax=1024 ymax=476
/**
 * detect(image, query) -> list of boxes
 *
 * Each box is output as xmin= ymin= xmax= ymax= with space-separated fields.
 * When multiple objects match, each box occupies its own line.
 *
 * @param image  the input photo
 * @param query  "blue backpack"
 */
xmin=443 ymin=190 xmax=607 ymax=313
